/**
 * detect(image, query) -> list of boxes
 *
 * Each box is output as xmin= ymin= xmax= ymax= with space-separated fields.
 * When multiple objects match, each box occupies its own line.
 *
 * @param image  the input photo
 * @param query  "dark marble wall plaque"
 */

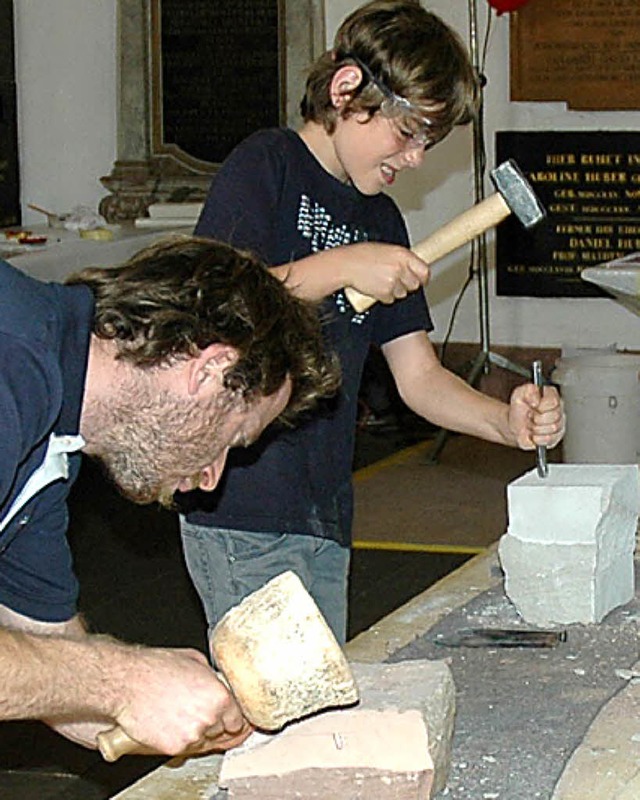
xmin=496 ymin=131 xmax=640 ymax=298
xmin=0 ymin=0 xmax=19 ymax=227
xmin=155 ymin=0 xmax=282 ymax=166
xmin=101 ymin=0 xmax=323 ymax=221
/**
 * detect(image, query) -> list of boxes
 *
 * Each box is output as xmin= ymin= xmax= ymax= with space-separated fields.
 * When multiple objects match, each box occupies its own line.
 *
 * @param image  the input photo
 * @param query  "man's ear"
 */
xmin=187 ymin=343 xmax=238 ymax=397
xmin=330 ymin=64 xmax=362 ymax=109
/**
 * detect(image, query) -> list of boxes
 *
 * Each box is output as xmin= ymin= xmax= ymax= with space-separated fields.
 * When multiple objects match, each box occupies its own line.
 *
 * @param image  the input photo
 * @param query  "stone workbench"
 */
xmin=112 ymin=544 xmax=640 ymax=799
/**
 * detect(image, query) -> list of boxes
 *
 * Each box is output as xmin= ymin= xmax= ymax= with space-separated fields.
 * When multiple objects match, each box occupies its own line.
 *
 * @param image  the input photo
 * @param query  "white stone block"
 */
xmin=498 ymin=465 xmax=640 ymax=625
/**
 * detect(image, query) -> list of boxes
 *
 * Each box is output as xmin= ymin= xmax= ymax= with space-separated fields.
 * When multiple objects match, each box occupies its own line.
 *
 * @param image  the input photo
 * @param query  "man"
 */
xmin=0 ymin=235 xmax=338 ymax=757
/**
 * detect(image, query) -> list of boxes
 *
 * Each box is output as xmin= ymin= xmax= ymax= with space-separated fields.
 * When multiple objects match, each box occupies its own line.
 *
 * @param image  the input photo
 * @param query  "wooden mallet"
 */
xmin=96 ymin=571 xmax=359 ymax=762
xmin=345 ymin=158 xmax=546 ymax=313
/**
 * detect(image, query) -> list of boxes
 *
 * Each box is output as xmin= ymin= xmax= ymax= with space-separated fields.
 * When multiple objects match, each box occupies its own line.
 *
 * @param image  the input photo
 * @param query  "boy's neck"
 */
xmin=298 ymin=122 xmax=348 ymax=184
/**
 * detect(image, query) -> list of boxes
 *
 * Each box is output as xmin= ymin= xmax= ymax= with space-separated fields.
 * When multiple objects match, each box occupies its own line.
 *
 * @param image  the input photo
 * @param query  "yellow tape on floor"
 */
xmin=352 ymin=435 xmax=534 ymax=551
xmin=352 ymin=539 xmax=486 ymax=555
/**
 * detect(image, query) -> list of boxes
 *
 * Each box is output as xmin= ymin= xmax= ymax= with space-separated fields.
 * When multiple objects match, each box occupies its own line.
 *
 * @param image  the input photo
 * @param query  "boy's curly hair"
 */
xmin=66 ymin=235 xmax=340 ymax=421
xmin=301 ymin=0 xmax=479 ymax=143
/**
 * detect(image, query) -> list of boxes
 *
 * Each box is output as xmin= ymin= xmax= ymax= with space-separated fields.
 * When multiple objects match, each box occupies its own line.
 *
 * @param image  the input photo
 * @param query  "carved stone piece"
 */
xmin=219 ymin=708 xmax=433 ymax=799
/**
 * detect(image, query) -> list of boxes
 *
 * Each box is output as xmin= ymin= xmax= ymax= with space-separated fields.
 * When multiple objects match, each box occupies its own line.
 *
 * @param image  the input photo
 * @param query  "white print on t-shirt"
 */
xmin=297 ymin=193 xmax=369 ymax=325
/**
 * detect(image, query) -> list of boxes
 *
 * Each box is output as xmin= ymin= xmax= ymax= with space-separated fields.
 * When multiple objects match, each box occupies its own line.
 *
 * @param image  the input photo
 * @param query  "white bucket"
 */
xmin=551 ymin=353 xmax=640 ymax=464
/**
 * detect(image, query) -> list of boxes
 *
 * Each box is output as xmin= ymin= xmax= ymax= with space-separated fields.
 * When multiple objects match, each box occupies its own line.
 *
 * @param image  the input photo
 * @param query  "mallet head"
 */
xmin=490 ymin=159 xmax=546 ymax=230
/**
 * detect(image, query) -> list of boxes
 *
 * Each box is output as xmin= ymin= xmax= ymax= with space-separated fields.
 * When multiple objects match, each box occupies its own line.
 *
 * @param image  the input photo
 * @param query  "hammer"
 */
xmin=96 ymin=571 xmax=359 ymax=762
xmin=344 ymin=158 xmax=545 ymax=313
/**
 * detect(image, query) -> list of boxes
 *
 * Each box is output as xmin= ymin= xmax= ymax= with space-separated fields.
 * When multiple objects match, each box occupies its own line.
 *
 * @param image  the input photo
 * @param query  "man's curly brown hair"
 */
xmin=66 ymin=235 xmax=340 ymax=422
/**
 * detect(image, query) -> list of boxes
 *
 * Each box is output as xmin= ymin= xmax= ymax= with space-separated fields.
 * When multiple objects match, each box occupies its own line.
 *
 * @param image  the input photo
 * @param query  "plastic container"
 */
xmin=551 ymin=353 xmax=640 ymax=464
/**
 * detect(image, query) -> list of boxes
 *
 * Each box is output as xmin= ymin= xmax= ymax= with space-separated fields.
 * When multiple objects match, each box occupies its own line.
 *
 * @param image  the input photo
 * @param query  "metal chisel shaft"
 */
xmin=532 ymin=360 xmax=548 ymax=478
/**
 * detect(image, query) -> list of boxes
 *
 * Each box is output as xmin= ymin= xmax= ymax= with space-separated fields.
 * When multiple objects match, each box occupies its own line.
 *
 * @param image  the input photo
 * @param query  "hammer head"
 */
xmin=490 ymin=159 xmax=546 ymax=229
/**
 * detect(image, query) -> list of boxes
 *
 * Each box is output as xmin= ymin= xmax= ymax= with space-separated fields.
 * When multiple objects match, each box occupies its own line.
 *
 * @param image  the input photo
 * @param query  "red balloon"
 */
xmin=486 ymin=0 xmax=532 ymax=13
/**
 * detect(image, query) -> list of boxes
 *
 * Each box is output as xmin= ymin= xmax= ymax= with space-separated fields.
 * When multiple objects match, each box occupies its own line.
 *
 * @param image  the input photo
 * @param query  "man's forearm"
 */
xmin=0 ymin=626 xmax=118 ymax=722
xmin=0 ymin=605 xmax=252 ymax=755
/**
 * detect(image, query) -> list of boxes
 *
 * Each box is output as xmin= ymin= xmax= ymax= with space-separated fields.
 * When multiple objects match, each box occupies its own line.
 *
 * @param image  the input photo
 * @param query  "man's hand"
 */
xmin=508 ymin=383 xmax=565 ymax=451
xmin=0 ymin=614 xmax=252 ymax=757
xmin=111 ymin=645 xmax=252 ymax=756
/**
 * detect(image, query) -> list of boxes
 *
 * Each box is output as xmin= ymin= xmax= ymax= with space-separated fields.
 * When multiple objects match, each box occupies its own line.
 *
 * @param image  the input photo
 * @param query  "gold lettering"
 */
xmin=556 ymin=224 xmax=592 ymax=234
xmin=581 ymin=205 xmax=631 ymax=214
xmin=529 ymin=171 xmax=581 ymax=183
xmin=584 ymin=172 xmax=627 ymax=183
xmin=569 ymin=237 xmax=612 ymax=248
xmin=581 ymin=251 xmax=626 ymax=262
xmin=580 ymin=153 xmax=624 ymax=166
xmin=546 ymin=153 xmax=577 ymax=165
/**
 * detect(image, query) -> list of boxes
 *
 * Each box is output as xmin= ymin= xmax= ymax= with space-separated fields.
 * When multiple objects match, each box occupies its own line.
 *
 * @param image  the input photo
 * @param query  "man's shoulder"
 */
xmin=0 ymin=258 xmax=34 ymax=290
xmin=0 ymin=260 xmax=92 ymax=354
xmin=0 ymin=260 xmax=52 ymax=337
xmin=0 ymin=263 xmax=67 ymax=402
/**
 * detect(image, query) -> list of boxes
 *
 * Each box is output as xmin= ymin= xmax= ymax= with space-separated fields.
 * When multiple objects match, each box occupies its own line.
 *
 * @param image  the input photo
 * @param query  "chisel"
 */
xmin=434 ymin=627 xmax=567 ymax=648
xmin=532 ymin=360 xmax=548 ymax=478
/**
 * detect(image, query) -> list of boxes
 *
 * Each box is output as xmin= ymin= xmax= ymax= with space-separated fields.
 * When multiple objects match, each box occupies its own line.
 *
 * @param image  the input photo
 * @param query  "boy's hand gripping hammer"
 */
xmin=344 ymin=158 xmax=545 ymax=313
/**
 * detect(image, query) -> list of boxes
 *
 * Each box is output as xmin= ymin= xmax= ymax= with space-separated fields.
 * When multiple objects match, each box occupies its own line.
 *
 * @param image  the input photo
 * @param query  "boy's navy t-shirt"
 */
xmin=187 ymin=128 xmax=433 ymax=545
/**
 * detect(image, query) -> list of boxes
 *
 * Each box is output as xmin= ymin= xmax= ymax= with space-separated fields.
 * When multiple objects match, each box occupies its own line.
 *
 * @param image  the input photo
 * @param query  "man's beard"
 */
xmin=87 ymin=382 xmax=232 ymax=508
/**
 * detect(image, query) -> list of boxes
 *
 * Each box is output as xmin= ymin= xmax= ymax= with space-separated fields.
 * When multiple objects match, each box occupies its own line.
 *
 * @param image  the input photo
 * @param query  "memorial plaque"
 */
xmin=496 ymin=131 xmax=640 ymax=298
xmin=101 ymin=0 xmax=324 ymax=221
xmin=153 ymin=0 xmax=282 ymax=167
xmin=510 ymin=0 xmax=640 ymax=110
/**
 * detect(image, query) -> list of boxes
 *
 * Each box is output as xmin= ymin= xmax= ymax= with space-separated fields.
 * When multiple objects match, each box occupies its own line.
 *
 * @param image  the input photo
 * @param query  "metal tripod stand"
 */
xmin=424 ymin=0 xmax=530 ymax=465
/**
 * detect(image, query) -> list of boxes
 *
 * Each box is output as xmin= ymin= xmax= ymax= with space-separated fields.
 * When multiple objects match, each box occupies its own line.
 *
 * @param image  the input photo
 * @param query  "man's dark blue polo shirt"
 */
xmin=0 ymin=260 xmax=93 ymax=621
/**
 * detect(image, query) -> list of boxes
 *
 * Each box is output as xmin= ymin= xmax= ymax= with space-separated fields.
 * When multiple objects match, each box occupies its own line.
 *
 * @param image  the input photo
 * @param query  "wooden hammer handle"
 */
xmin=97 ymin=727 xmax=152 ymax=762
xmin=344 ymin=191 xmax=510 ymax=314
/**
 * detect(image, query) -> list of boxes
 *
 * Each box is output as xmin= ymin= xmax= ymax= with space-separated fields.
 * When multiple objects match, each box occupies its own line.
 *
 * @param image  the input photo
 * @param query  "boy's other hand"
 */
xmin=508 ymin=383 xmax=565 ymax=451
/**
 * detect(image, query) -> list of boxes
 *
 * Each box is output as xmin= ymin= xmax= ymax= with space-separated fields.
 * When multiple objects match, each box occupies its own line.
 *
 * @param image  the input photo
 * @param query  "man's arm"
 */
xmin=382 ymin=331 xmax=564 ymax=449
xmin=0 ymin=606 xmax=251 ymax=755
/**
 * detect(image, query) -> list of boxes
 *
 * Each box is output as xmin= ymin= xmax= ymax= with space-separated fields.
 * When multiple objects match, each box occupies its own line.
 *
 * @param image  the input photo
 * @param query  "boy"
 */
xmin=180 ymin=0 xmax=564 ymax=643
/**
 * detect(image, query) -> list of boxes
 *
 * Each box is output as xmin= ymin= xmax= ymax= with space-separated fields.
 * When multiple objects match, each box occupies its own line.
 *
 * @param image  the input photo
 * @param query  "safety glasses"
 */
xmin=345 ymin=53 xmax=434 ymax=150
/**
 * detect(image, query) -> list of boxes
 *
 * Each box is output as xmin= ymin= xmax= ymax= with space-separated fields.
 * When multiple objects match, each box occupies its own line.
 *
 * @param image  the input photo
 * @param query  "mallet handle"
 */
xmin=97 ymin=725 xmax=210 ymax=762
xmin=97 ymin=727 xmax=150 ymax=762
xmin=345 ymin=191 xmax=510 ymax=313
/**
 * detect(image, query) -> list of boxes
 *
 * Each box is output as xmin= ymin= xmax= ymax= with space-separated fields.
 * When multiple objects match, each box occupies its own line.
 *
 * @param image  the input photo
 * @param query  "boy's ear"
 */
xmin=187 ymin=343 xmax=238 ymax=396
xmin=330 ymin=65 xmax=363 ymax=109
